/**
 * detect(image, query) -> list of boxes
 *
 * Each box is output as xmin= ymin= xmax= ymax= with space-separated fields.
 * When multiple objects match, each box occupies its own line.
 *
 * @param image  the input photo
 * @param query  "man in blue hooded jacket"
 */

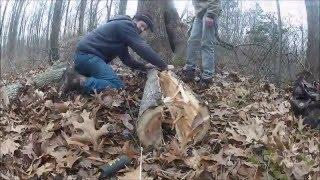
xmin=61 ymin=14 xmax=173 ymax=94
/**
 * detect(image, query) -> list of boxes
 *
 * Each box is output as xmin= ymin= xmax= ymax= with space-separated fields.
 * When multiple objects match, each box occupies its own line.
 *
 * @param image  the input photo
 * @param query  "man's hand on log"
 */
xmin=145 ymin=64 xmax=174 ymax=71
xmin=166 ymin=65 xmax=174 ymax=70
xmin=145 ymin=63 xmax=156 ymax=70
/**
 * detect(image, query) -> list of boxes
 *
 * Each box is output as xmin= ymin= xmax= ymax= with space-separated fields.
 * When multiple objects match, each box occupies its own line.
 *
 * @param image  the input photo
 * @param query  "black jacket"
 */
xmin=76 ymin=16 xmax=168 ymax=71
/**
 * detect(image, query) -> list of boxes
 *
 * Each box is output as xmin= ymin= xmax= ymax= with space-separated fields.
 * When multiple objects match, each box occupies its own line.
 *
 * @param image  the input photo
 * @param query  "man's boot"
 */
xmin=182 ymin=68 xmax=195 ymax=83
xmin=198 ymin=77 xmax=213 ymax=89
xmin=59 ymin=69 xmax=85 ymax=96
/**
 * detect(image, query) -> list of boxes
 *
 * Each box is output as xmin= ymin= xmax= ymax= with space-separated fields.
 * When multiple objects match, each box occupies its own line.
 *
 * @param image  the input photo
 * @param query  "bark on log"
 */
xmin=2 ymin=61 xmax=68 ymax=102
xmin=137 ymin=69 xmax=164 ymax=147
xmin=137 ymin=69 xmax=210 ymax=148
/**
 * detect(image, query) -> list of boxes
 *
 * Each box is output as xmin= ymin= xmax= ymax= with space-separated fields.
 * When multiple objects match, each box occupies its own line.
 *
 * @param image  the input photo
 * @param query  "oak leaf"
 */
xmin=0 ymin=138 xmax=19 ymax=157
xmin=67 ymin=110 xmax=111 ymax=151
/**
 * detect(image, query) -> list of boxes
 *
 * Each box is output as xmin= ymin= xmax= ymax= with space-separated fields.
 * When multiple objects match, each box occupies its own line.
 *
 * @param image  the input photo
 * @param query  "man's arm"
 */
xmin=119 ymin=48 xmax=146 ymax=71
xmin=119 ymin=23 xmax=168 ymax=70
xmin=206 ymin=0 xmax=222 ymax=19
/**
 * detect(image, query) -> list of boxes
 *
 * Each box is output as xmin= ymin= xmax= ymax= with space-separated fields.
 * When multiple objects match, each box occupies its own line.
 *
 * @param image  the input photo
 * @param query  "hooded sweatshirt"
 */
xmin=76 ymin=15 xmax=168 ymax=71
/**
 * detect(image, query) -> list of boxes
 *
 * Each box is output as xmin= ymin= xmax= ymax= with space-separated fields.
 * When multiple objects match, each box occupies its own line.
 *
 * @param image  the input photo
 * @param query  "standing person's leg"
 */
xmin=184 ymin=16 xmax=203 ymax=81
xmin=200 ymin=14 xmax=216 ymax=81
xmin=74 ymin=53 xmax=124 ymax=94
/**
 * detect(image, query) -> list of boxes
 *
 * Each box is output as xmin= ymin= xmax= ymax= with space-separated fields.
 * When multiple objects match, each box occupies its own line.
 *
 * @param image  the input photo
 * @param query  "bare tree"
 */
xmin=276 ymin=0 xmax=283 ymax=83
xmin=106 ymin=0 xmax=114 ymax=21
xmin=17 ymin=1 xmax=29 ymax=51
xmin=49 ymin=0 xmax=64 ymax=62
xmin=73 ymin=2 xmax=80 ymax=35
xmin=7 ymin=0 xmax=26 ymax=62
xmin=78 ymin=0 xmax=87 ymax=35
xmin=88 ymin=0 xmax=101 ymax=31
xmin=63 ymin=0 xmax=71 ymax=37
xmin=305 ymin=0 xmax=320 ymax=80
xmin=118 ymin=0 xmax=128 ymax=15
xmin=0 ymin=0 xmax=9 ymax=40
xmin=137 ymin=0 xmax=188 ymax=63
xmin=46 ymin=0 xmax=54 ymax=51
xmin=0 ymin=0 xmax=10 ymax=61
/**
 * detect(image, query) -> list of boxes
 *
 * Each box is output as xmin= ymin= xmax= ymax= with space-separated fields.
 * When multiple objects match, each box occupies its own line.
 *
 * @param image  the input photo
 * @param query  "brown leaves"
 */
xmin=35 ymin=163 xmax=55 ymax=177
xmin=1 ymin=65 xmax=319 ymax=179
xmin=45 ymin=100 xmax=70 ymax=113
xmin=93 ymin=90 xmax=124 ymax=108
xmin=21 ymin=143 xmax=36 ymax=159
xmin=122 ymin=141 xmax=139 ymax=158
xmin=0 ymin=138 xmax=19 ymax=157
xmin=292 ymin=161 xmax=312 ymax=179
xmin=64 ymin=109 xmax=111 ymax=151
xmin=230 ymin=117 xmax=265 ymax=143
xmin=118 ymin=167 xmax=153 ymax=180
xmin=121 ymin=114 xmax=134 ymax=131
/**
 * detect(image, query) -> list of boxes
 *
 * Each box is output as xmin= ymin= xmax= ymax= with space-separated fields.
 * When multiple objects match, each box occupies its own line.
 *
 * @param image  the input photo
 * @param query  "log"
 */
xmin=0 ymin=82 xmax=10 ymax=108
xmin=137 ymin=69 xmax=210 ymax=148
xmin=137 ymin=69 xmax=164 ymax=147
xmin=1 ymin=61 xmax=68 ymax=102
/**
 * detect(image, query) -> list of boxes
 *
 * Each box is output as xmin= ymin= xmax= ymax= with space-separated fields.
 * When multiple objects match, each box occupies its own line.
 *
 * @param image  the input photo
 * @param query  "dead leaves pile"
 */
xmin=0 ymin=69 xmax=319 ymax=179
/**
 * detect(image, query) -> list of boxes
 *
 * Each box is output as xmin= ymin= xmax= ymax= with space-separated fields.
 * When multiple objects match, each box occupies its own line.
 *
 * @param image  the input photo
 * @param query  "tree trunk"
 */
xmin=46 ymin=0 xmax=54 ymax=52
xmin=276 ymin=0 xmax=283 ymax=83
xmin=137 ymin=0 xmax=187 ymax=65
xmin=118 ymin=0 xmax=128 ymax=15
xmin=78 ymin=0 xmax=87 ymax=35
xmin=88 ymin=0 xmax=100 ymax=31
xmin=106 ymin=0 xmax=114 ymax=21
xmin=164 ymin=0 xmax=188 ymax=64
xmin=305 ymin=0 xmax=320 ymax=81
xmin=92 ymin=0 xmax=101 ymax=28
xmin=300 ymin=25 xmax=305 ymax=57
xmin=0 ymin=0 xmax=9 ymax=63
xmin=63 ymin=0 xmax=71 ymax=37
xmin=7 ymin=0 xmax=26 ymax=62
xmin=49 ymin=0 xmax=64 ymax=63
xmin=73 ymin=3 xmax=80 ymax=35
xmin=17 ymin=2 xmax=29 ymax=51
xmin=35 ymin=2 xmax=47 ymax=52
xmin=0 ymin=0 xmax=9 ymax=40
xmin=88 ymin=0 xmax=94 ymax=31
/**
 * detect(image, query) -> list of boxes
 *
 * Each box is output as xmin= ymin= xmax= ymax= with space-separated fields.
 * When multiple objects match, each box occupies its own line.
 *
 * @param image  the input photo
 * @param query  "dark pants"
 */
xmin=74 ymin=53 xmax=124 ymax=94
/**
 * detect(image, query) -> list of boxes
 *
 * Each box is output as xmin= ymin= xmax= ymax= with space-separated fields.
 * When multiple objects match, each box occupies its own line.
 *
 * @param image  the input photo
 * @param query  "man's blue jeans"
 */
xmin=74 ymin=53 xmax=124 ymax=94
xmin=185 ymin=13 xmax=217 ymax=79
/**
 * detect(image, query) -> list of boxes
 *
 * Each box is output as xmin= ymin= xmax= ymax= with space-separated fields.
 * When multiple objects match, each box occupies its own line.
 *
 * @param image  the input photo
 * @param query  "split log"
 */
xmin=137 ymin=69 xmax=210 ymax=148
xmin=1 ymin=61 xmax=68 ymax=102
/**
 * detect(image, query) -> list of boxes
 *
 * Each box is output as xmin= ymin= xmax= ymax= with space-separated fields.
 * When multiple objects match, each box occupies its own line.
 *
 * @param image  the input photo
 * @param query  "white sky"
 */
xmin=126 ymin=0 xmax=307 ymax=27
xmin=0 ymin=0 xmax=307 ymax=30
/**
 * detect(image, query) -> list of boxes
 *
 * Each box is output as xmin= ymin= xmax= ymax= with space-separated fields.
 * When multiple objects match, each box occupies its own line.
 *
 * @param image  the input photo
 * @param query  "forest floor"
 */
xmin=0 ymin=64 xmax=319 ymax=179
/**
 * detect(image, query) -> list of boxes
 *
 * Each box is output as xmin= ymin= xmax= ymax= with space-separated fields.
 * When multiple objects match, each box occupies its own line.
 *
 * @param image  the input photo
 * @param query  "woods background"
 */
xmin=0 ymin=0 xmax=319 ymax=84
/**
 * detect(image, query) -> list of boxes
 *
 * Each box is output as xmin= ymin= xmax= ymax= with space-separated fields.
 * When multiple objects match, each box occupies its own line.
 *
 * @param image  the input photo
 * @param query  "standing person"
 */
xmin=60 ymin=14 xmax=174 ymax=94
xmin=182 ymin=0 xmax=221 ymax=86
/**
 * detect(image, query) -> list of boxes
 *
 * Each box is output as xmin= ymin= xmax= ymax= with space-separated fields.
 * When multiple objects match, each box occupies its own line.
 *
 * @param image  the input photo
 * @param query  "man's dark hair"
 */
xmin=133 ymin=13 xmax=154 ymax=32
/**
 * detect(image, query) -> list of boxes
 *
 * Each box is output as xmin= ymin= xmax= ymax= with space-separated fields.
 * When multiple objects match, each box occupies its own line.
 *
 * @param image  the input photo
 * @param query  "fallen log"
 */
xmin=137 ymin=69 xmax=210 ymax=148
xmin=1 ymin=61 xmax=68 ymax=102
xmin=136 ymin=69 xmax=164 ymax=147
